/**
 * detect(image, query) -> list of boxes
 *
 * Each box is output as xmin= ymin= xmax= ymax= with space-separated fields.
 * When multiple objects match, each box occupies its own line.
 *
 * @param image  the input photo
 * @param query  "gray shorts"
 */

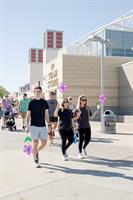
xmin=30 ymin=126 xmax=48 ymax=140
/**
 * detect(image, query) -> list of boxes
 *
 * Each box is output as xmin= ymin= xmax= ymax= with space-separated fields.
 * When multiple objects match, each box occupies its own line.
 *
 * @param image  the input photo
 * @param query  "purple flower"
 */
xmin=99 ymin=95 xmax=106 ymax=103
xmin=58 ymin=83 xmax=68 ymax=93
xmin=23 ymin=144 xmax=32 ymax=155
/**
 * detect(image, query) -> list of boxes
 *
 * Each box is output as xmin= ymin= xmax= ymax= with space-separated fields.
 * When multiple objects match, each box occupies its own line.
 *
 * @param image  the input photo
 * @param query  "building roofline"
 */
xmin=70 ymin=10 xmax=133 ymax=48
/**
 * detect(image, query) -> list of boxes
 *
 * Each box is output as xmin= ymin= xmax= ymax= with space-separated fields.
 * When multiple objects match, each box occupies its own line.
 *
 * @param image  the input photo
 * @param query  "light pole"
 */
xmin=86 ymin=35 xmax=110 ymax=132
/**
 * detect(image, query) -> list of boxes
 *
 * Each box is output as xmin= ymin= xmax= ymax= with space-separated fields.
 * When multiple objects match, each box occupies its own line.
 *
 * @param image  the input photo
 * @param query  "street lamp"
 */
xmin=87 ymin=35 xmax=110 ymax=132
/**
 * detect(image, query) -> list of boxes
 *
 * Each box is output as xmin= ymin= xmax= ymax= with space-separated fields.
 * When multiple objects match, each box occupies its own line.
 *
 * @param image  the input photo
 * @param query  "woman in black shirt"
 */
xmin=54 ymin=99 xmax=74 ymax=161
xmin=77 ymin=95 xmax=98 ymax=159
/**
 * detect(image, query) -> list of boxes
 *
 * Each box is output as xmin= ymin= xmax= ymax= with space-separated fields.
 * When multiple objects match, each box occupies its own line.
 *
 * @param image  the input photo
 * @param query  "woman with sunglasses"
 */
xmin=54 ymin=99 xmax=74 ymax=161
xmin=77 ymin=95 xmax=98 ymax=159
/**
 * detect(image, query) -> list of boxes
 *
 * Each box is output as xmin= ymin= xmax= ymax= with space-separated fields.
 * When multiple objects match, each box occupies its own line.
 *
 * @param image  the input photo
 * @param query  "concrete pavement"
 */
xmin=0 ymin=119 xmax=133 ymax=200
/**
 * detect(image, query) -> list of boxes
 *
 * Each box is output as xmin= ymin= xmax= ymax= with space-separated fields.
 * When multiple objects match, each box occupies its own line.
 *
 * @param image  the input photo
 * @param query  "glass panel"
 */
xmin=112 ymin=48 xmax=124 ymax=56
xmin=124 ymin=31 xmax=133 ymax=40
xmin=125 ymin=49 xmax=133 ymax=57
xmin=87 ymin=30 xmax=133 ymax=57
xmin=111 ymin=30 xmax=123 ymax=39
xmin=124 ymin=39 xmax=133 ymax=49
xmin=111 ymin=38 xmax=124 ymax=48
xmin=105 ymin=29 xmax=111 ymax=40
xmin=106 ymin=47 xmax=112 ymax=56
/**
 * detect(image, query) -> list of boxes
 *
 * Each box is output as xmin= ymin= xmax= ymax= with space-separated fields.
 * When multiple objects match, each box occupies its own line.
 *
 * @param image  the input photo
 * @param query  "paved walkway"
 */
xmin=0 ymin=119 xmax=133 ymax=200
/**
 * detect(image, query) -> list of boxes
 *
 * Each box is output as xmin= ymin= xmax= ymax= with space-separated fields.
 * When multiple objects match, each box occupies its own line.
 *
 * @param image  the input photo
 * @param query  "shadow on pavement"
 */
xmin=115 ymin=133 xmax=133 ymax=136
xmin=91 ymin=137 xmax=119 ymax=143
xmin=14 ymin=129 xmax=26 ymax=134
xmin=39 ymin=162 xmax=133 ymax=181
xmin=70 ymin=156 xmax=133 ymax=170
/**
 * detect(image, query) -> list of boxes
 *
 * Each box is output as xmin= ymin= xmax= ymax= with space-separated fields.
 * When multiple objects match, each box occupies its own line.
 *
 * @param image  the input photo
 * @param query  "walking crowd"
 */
xmin=0 ymin=86 xmax=99 ymax=168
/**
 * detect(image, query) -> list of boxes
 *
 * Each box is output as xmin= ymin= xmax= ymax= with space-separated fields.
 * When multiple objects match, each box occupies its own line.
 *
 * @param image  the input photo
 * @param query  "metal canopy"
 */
xmin=67 ymin=10 xmax=133 ymax=55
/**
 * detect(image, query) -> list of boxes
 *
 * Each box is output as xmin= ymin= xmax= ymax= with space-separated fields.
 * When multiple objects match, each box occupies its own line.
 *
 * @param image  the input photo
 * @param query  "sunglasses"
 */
xmin=63 ymin=101 xmax=68 ymax=103
xmin=81 ymin=99 xmax=87 ymax=101
xmin=69 ymin=98 xmax=72 ymax=100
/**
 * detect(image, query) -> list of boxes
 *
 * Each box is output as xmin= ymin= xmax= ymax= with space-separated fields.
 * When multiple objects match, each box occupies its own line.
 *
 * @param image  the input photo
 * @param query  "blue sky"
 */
xmin=0 ymin=0 xmax=133 ymax=92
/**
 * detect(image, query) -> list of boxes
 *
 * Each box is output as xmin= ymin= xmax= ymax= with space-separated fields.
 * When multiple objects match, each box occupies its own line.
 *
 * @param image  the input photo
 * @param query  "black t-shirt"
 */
xmin=58 ymin=108 xmax=73 ymax=131
xmin=78 ymin=107 xmax=92 ymax=129
xmin=28 ymin=98 xmax=49 ymax=127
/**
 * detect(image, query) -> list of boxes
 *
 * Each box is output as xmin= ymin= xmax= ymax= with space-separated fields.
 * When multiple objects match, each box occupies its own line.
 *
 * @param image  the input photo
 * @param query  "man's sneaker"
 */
xmin=32 ymin=160 xmax=40 ymax=168
xmin=83 ymin=149 xmax=87 ymax=156
xmin=36 ymin=153 xmax=39 ymax=163
xmin=61 ymin=155 xmax=68 ymax=161
xmin=78 ymin=153 xmax=84 ymax=159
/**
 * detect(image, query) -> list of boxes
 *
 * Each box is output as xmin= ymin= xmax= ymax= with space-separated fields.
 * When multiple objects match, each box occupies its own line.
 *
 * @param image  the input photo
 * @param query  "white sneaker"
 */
xmin=32 ymin=161 xmax=40 ymax=168
xmin=65 ymin=151 xmax=69 ymax=158
xmin=78 ymin=153 xmax=84 ymax=159
xmin=61 ymin=155 xmax=68 ymax=161
xmin=83 ymin=149 xmax=87 ymax=156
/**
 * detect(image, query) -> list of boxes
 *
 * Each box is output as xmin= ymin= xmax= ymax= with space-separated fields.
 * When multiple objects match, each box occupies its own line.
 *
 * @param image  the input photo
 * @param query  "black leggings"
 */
xmin=59 ymin=129 xmax=74 ymax=155
xmin=78 ymin=127 xmax=91 ymax=153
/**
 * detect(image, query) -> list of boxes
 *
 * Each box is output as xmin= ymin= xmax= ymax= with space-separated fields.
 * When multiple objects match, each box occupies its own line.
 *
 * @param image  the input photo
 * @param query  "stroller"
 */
xmin=1 ymin=109 xmax=16 ymax=131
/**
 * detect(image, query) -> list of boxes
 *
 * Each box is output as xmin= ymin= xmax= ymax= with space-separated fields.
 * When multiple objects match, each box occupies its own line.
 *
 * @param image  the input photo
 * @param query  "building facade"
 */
xmin=43 ymin=14 xmax=133 ymax=115
xmin=26 ymin=13 xmax=133 ymax=115
xmin=105 ymin=29 xmax=133 ymax=57
xmin=43 ymin=52 xmax=132 ymax=114
xmin=43 ymin=30 xmax=63 ymax=63
xmin=28 ymin=48 xmax=43 ymax=87
xmin=118 ymin=61 xmax=133 ymax=115
xmin=71 ymin=29 xmax=133 ymax=57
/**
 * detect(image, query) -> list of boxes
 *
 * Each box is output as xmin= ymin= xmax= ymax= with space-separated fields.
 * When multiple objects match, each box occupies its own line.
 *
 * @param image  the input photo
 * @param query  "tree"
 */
xmin=0 ymin=86 xmax=9 ymax=98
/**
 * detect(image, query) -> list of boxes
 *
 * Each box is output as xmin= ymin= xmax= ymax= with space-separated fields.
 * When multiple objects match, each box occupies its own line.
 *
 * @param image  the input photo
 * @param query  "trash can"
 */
xmin=102 ymin=110 xmax=116 ymax=133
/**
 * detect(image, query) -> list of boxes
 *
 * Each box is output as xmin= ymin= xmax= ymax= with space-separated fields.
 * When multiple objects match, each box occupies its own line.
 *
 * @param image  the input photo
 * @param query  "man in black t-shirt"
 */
xmin=26 ymin=86 xmax=49 ymax=168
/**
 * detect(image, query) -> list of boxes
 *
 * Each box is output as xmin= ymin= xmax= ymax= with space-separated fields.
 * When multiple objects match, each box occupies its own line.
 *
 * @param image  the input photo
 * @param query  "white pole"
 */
xmin=101 ymin=42 xmax=104 ymax=132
